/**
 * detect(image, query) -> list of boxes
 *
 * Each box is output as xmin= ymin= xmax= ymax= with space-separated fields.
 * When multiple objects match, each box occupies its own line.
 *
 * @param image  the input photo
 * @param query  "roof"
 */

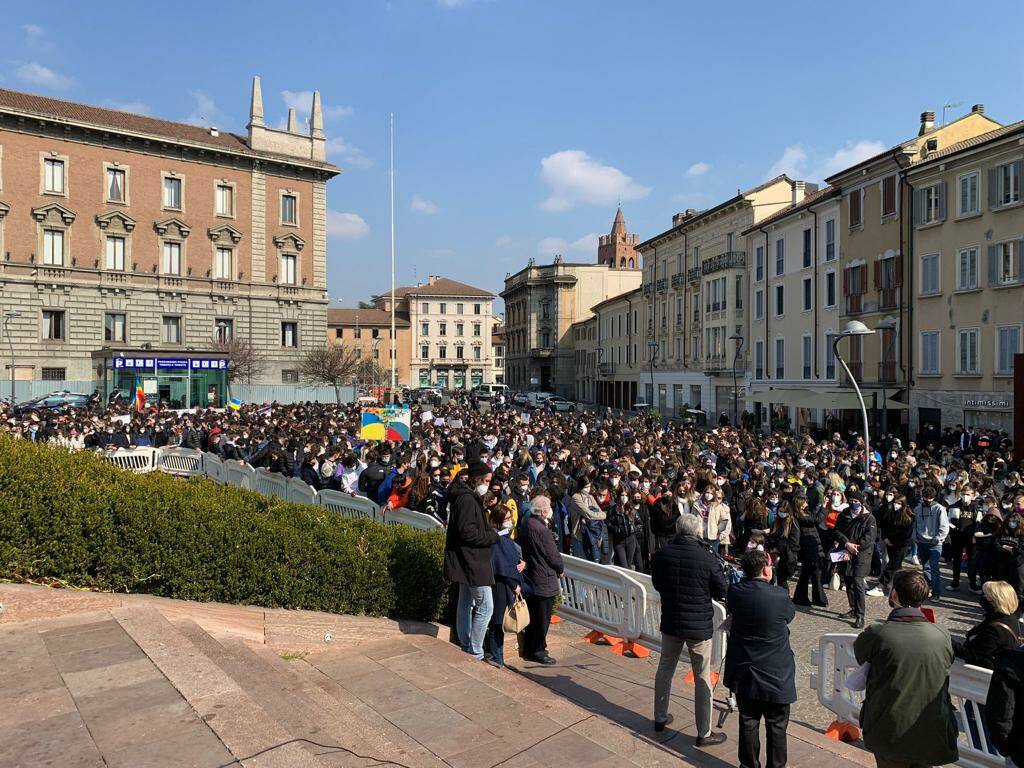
xmin=327 ymin=308 xmax=410 ymax=327
xmin=375 ymin=277 xmax=495 ymax=299
xmin=0 ymin=86 xmax=339 ymax=172
xmin=909 ymin=121 xmax=1024 ymax=170
xmin=591 ymin=287 xmax=642 ymax=312
xmin=741 ymin=185 xmax=841 ymax=235
xmin=637 ymin=174 xmax=793 ymax=250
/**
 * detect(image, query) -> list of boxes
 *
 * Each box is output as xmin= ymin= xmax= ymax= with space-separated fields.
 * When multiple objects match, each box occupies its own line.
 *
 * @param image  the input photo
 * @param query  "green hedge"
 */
xmin=0 ymin=436 xmax=448 ymax=622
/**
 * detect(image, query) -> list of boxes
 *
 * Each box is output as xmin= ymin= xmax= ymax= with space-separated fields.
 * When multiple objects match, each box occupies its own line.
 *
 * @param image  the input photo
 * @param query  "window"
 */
xmin=825 ymin=333 xmax=837 ymax=379
xmin=163 ymin=176 xmax=182 ymax=209
xmin=775 ymin=338 xmax=785 ymax=379
xmin=438 ymin=322 xmax=447 ymax=336
xmin=439 ymin=303 xmax=447 ymax=314
xmin=105 ymin=236 xmax=126 ymax=271
xmin=802 ymin=228 xmax=812 ymax=268
xmin=456 ymin=346 xmax=464 ymax=360
xmin=957 ymin=328 xmax=979 ymax=374
xmin=281 ymin=194 xmax=297 ymax=224
xmin=42 ymin=309 xmax=65 ymax=341
xmin=438 ymin=345 xmax=447 ymax=360
xmin=455 ymin=322 xmax=464 ymax=336
xmin=473 ymin=323 xmax=481 ymax=336
xmin=881 ymin=175 xmax=897 ymax=217
xmin=755 ymin=246 xmax=764 ymax=281
xmin=992 ymin=161 xmax=1022 ymax=208
xmin=162 ymin=241 xmax=182 ymax=275
xmin=754 ymin=289 xmax=763 ymax=320
xmin=474 ymin=303 xmax=481 ymax=314
xmin=774 ymin=284 xmax=784 ymax=317
xmin=421 ymin=345 xmax=429 ymax=359
xmin=734 ymin=275 xmax=743 ymax=309
xmin=825 ymin=271 xmax=837 ymax=308
xmin=371 ymin=328 xmax=380 ymax=339
xmin=215 ymin=184 xmax=234 ymax=216
xmin=44 ymin=158 xmax=64 ymax=193
xmin=281 ymin=321 xmax=298 ymax=348
xmin=957 ymin=247 xmax=979 ymax=290
xmin=920 ymin=183 xmax=944 ymax=224
xmin=849 ymin=189 xmax=863 ymax=228
xmin=214 ymin=319 xmax=233 ymax=342
xmin=421 ymin=302 xmax=429 ymax=314
xmin=990 ymin=241 xmax=1019 ymax=285
xmin=802 ymin=277 xmax=812 ymax=311
xmin=755 ymin=340 xmax=764 ymax=379
xmin=106 ymin=167 xmax=126 ymax=203
xmin=456 ymin=303 xmax=464 ymax=314
xmin=775 ymin=238 xmax=785 ymax=276
xmin=920 ymin=253 xmax=940 ymax=295
xmin=281 ymin=369 xmax=299 ymax=383
xmin=161 ymin=316 xmax=182 ymax=344
xmin=214 ymin=247 xmax=233 ymax=280
xmin=825 ymin=219 xmax=836 ymax=261
xmin=374 ymin=346 xmax=381 ymax=361
xmin=920 ymin=331 xmax=940 ymax=374
xmin=802 ymin=335 xmax=812 ymax=380
xmin=42 ymin=229 xmax=64 ymax=265
xmin=280 ymin=254 xmax=297 ymax=285
xmin=958 ymin=171 xmax=980 ymax=216
xmin=420 ymin=322 xmax=428 ymax=336
xmin=997 ymin=326 xmax=1020 ymax=375
xmin=104 ymin=313 xmax=126 ymax=343
xmin=353 ymin=327 xmax=362 ymax=339
xmin=41 ymin=367 xmax=66 ymax=381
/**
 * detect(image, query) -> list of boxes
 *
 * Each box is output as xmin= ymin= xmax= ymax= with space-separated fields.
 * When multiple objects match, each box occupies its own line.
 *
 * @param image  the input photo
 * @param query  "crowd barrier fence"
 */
xmin=254 ymin=468 xmax=288 ymax=500
xmin=316 ymin=489 xmax=379 ymax=522
xmin=103 ymin=447 xmax=157 ymax=474
xmin=155 ymin=447 xmax=204 ymax=477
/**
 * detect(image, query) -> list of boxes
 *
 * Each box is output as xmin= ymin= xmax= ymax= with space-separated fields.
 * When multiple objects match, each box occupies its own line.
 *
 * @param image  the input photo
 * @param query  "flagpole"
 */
xmin=389 ymin=112 xmax=397 ymax=391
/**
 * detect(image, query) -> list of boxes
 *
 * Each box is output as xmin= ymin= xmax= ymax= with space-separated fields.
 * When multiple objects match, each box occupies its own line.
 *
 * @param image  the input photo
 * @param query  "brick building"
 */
xmin=327 ymin=308 xmax=412 ymax=387
xmin=0 ymin=77 xmax=339 ymax=406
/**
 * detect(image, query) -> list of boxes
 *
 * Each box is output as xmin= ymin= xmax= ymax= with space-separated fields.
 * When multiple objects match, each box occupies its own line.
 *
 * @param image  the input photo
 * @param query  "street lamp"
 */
xmin=647 ymin=340 xmax=658 ymax=410
xmin=876 ymin=318 xmax=898 ymax=437
xmin=3 ymin=310 xmax=19 ymax=404
xmin=729 ymin=332 xmax=744 ymax=428
xmin=832 ymin=320 xmax=876 ymax=481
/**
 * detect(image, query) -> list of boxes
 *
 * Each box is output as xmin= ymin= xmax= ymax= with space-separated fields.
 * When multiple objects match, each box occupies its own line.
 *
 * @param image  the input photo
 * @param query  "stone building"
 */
xmin=589 ymin=287 xmax=643 ymax=408
xmin=327 ymin=308 xmax=411 ymax=387
xmin=491 ymin=320 xmax=505 ymax=385
xmin=0 ymin=78 xmax=340 ymax=406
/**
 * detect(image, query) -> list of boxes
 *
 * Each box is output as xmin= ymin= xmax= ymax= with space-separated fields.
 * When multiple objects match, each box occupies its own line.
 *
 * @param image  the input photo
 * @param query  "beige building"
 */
xmin=571 ymin=316 xmax=599 ymax=403
xmin=635 ymin=176 xmax=805 ymax=419
xmin=491 ymin=318 xmax=505 ymax=385
xmin=588 ymin=288 xmax=643 ymax=408
xmin=904 ymin=119 xmax=1024 ymax=434
xmin=828 ymin=106 xmax=1000 ymax=436
xmin=502 ymin=209 xmax=642 ymax=397
xmin=0 ymin=78 xmax=340 ymax=405
xmin=374 ymin=276 xmax=495 ymax=390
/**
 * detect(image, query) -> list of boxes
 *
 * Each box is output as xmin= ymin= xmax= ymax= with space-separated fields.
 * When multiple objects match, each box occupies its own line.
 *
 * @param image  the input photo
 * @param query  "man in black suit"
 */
xmin=724 ymin=549 xmax=797 ymax=768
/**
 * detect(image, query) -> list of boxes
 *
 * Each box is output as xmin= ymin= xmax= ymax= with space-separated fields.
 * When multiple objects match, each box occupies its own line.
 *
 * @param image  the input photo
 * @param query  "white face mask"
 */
xmin=778 ymin=511 xmax=788 ymax=519
xmin=475 ymin=483 xmax=488 ymax=495
xmin=611 ymin=478 xmax=620 ymax=487
xmin=893 ymin=503 xmax=902 ymax=510
xmin=885 ymin=494 xmax=894 ymax=502
xmin=703 ymin=492 xmax=714 ymax=502
xmin=429 ymin=460 xmax=440 ymax=468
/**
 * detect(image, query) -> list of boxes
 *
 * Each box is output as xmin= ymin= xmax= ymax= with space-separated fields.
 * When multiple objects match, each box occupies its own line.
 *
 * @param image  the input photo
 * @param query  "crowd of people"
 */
xmin=4 ymin=391 xmax=1024 ymax=768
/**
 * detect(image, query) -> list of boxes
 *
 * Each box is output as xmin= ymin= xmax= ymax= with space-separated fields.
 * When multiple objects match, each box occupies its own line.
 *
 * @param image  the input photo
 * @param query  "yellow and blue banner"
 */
xmin=360 ymin=405 xmax=411 ymax=442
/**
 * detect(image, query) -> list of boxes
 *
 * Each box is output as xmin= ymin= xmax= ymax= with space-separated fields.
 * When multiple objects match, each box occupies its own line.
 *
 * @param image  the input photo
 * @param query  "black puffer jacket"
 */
xmin=987 ymin=646 xmax=1024 ymax=766
xmin=443 ymin=481 xmax=499 ymax=587
xmin=651 ymin=534 xmax=729 ymax=641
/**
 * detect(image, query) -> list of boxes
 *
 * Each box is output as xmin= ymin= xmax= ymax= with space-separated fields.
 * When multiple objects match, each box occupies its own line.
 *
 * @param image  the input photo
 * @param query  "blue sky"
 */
xmin=2 ymin=1 xmax=1022 ymax=311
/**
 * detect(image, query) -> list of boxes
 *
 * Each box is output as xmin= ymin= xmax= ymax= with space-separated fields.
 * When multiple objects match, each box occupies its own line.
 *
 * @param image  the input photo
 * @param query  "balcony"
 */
xmin=704 ymin=356 xmax=747 ymax=374
xmin=845 ymin=294 xmax=864 ymax=315
xmin=878 ymin=361 xmax=897 ymax=383
xmin=642 ymin=282 xmax=653 ymax=296
xmin=530 ymin=347 xmax=554 ymax=358
xmin=598 ymin=362 xmax=615 ymax=376
xmin=701 ymin=251 xmax=746 ymax=276
xmin=671 ymin=272 xmax=685 ymax=288
xmin=687 ymin=266 xmax=701 ymax=283
xmin=656 ymin=278 xmax=668 ymax=292
xmin=879 ymin=287 xmax=898 ymax=310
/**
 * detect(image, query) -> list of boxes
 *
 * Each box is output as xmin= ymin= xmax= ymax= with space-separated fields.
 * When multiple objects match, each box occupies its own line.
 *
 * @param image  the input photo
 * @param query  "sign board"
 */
xmin=963 ymin=396 xmax=1011 ymax=410
xmin=360 ymin=405 xmax=411 ymax=442
xmin=142 ymin=379 xmax=158 ymax=394
xmin=114 ymin=357 xmax=227 ymax=371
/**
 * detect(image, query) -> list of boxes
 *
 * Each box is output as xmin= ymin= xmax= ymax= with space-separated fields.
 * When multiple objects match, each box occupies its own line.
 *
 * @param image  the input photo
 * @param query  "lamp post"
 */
xmin=876 ymin=318 xmax=898 ymax=437
xmin=729 ymin=332 xmax=744 ymax=428
xmin=3 ymin=310 xmax=19 ymax=404
xmin=647 ymin=340 xmax=658 ymax=411
xmin=832 ymin=320 xmax=876 ymax=481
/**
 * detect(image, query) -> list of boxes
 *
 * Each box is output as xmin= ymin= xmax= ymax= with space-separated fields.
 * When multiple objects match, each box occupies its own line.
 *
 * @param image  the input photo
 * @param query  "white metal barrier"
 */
xmin=254 ymin=468 xmax=288 ymax=499
xmin=382 ymin=507 xmax=445 ymax=530
xmin=224 ymin=460 xmax=255 ymax=490
xmin=287 ymin=476 xmax=318 ymax=507
xmin=317 ymin=489 xmax=379 ymax=522
xmin=156 ymin=447 xmax=205 ymax=477
xmin=810 ymin=633 xmax=1003 ymax=768
xmin=203 ymin=454 xmax=226 ymax=484
xmin=559 ymin=555 xmax=643 ymax=642
xmin=103 ymin=447 xmax=157 ymax=474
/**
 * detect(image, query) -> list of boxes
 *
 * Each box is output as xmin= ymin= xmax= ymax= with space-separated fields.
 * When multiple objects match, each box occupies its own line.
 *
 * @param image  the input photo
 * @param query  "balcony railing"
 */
xmin=845 ymin=293 xmax=864 ymax=315
xmin=701 ymin=251 xmax=746 ymax=276
xmin=687 ymin=266 xmax=701 ymax=283
xmin=656 ymin=278 xmax=668 ymax=292
xmin=879 ymin=287 xmax=898 ymax=310
xmin=530 ymin=347 xmax=554 ymax=358
xmin=879 ymin=361 xmax=897 ymax=383
xmin=671 ymin=272 xmax=685 ymax=288
xmin=598 ymin=362 xmax=615 ymax=376
xmin=704 ymin=355 xmax=747 ymax=374
xmin=642 ymin=282 xmax=653 ymax=296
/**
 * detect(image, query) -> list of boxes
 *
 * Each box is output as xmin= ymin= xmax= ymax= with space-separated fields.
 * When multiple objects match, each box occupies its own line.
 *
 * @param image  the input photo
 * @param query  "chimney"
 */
xmin=286 ymin=108 xmax=298 ymax=133
xmin=248 ymin=75 xmax=264 ymax=127
xmin=427 ymin=275 xmax=439 ymax=285
xmin=919 ymin=110 xmax=936 ymax=136
xmin=209 ymin=126 xmax=219 ymax=137
xmin=792 ymin=180 xmax=807 ymax=205
xmin=971 ymin=103 xmax=985 ymax=114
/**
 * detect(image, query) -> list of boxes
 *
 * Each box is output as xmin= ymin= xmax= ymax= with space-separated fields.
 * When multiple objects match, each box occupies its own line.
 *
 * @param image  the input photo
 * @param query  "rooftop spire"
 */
xmin=310 ymin=90 xmax=324 ymax=139
xmin=249 ymin=75 xmax=264 ymax=127
xmin=610 ymin=205 xmax=626 ymax=235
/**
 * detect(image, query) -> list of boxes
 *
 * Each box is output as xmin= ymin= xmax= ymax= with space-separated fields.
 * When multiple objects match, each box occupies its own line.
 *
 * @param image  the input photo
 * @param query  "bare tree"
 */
xmin=299 ymin=344 xmax=360 ymax=403
xmin=213 ymin=337 xmax=267 ymax=396
xmin=355 ymin=359 xmax=385 ymax=388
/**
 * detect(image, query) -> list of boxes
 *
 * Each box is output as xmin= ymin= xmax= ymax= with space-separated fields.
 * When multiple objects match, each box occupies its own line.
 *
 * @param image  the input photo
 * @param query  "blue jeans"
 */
xmin=918 ymin=541 xmax=942 ymax=596
xmin=582 ymin=519 xmax=607 ymax=563
xmin=456 ymin=584 xmax=493 ymax=659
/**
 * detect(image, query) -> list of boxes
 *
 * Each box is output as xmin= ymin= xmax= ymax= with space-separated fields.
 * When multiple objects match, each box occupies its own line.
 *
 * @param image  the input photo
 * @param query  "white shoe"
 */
xmin=910 ymin=555 xmax=920 ymax=566
xmin=866 ymin=587 xmax=884 ymax=597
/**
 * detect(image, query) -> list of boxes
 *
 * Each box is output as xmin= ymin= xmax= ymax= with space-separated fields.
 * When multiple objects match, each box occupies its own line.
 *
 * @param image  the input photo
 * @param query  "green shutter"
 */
xmin=989 ymin=167 xmax=1000 ymax=209
xmin=987 ymin=245 xmax=999 ymax=286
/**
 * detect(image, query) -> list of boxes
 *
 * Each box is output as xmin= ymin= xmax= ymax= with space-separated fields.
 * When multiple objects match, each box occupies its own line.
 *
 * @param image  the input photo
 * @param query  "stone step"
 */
xmin=173 ymin=617 xmax=443 ymax=768
xmin=112 ymin=606 xmax=330 ymax=768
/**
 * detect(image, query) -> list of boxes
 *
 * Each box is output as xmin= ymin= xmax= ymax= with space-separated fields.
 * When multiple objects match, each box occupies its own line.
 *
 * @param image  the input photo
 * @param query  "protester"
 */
xmin=914 ymin=485 xmax=950 ymax=599
xmin=985 ymin=643 xmax=1024 ymax=768
xmin=518 ymin=494 xmax=563 ymax=665
xmin=854 ymin=569 xmax=959 ymax=768
xmin=724 ymin=549 xmax=796 ymax=768
xmin=834 ymin=496 xmax=878 ymax=628
xmin=651 ymin=513 xmax=729 ymax=746
xmin=952 ymin=581 xmax=1020 ymax=668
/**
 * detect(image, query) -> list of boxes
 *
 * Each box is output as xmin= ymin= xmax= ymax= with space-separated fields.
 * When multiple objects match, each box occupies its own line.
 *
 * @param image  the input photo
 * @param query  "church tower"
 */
xmin=597 ymin=206 xmax=639 ymax=269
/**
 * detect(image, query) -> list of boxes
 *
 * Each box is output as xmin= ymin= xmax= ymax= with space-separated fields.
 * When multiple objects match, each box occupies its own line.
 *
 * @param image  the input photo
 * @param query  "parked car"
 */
xmin=545 ymin=395 xmax=577 ymax=413
xmin=471 ymin=383 xmax=509 ymax=400
xmin=13 ymin=391 xmax=92 ymax=416
xmin=526 ymin=391 xmax=556 ymax=407
xmin=511 ymin=392 xmax=530 ymax=406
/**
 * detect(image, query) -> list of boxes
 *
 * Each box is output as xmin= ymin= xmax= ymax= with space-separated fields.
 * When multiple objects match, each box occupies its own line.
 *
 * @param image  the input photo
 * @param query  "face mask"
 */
xmin=381 ymin=456 xmax=391 ymax=465
xmin=893 ymin=501 xmax=903 ymax=510
xmin=581 ymin=486 xmax=591 ymax=495
xmin=769 ymin=497 xmax=779 ymax=505
xmin=475 ymin=483 xmax=488 ymax=495
xmin=851 ymin=505 xmax=863 ymax=514
xmin=777 ymin=511 xmax=788 ymax=519
xmin=519 ymin=484 xmax=529 ymax=494
xmin=703 ymin=492 xmax=714 ymax=502
xmin=500 ymin=523 xmax=513 ymax=534
xmin=885 ymin=494 xmax=894 ymax=502
xmin=716 ymin=478 xmax=726 ymax=486
xmin=611 ymin=478 xmax=620 ymax=487
xmin=429 ymin=460 xmax=440 ymax=468
xmin=642 ymin=481 xmax=651 ymax=490
xmin=1011 ymin=521 xmax=1020 ymax=530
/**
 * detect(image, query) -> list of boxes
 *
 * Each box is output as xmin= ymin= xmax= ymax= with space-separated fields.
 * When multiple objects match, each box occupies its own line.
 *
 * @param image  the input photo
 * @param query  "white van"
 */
xmin=473 ymin=383 xmax=509 ymax=399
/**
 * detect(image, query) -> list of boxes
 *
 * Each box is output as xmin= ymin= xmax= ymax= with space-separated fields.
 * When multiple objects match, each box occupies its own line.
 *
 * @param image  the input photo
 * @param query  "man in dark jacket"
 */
xmin=519 ymin=495 xmax=564 ymax=664
xmin=444 ymin=463 xmax=500 ymax=660
xmin=651 ymin=513 xmax=729 ymax=747
xmin=835 ymin=498 xmax=878 ymax=628
xmin=986 ymin=645 xmax=1024 ymax=768
xmin=724 ymin=549 xmax=796 ymax=768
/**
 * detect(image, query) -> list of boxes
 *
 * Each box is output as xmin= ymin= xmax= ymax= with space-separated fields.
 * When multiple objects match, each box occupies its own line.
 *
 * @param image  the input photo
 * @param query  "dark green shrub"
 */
xmin=0 ymin=437 xmax=447 ymax=622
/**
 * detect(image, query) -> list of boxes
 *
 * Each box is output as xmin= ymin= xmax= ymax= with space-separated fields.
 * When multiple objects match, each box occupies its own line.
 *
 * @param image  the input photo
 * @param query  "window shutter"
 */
xmin=987 ymin=245 xmax=999 ymax=286
xmin=842 ymin=267 xmax=849 ymax=294
xmin=1014 ymin=161 xmax=1024 ymax=188
xmin=859 ymin=264 xmax=868 ymax=294
xmin=989 ymin=168 xmax=999 ymax=209
xmin=912 ymin=188 xmax=923 ymax=227
xmin=894 ymin=256 xmax=904 ymax=286
xmin=873 ymin=259 xmax=882 ymax=289
xmin=1018 ymin=239 xmax=1024 ymax=284
xmin=938 ymin=181 xmax=947 ymax=221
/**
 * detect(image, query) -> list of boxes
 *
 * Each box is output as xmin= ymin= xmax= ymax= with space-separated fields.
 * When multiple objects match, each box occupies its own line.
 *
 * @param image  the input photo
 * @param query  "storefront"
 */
xmin=962 ymin=395 xmax=1013 ymax=433
xmin=94 ymin=350 xmax=229 ymax=409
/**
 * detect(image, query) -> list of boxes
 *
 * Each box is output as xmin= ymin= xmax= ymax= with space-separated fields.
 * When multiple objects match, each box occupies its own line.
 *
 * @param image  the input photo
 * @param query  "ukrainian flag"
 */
xmin=228 ymin=397 xmax=243 ymax=410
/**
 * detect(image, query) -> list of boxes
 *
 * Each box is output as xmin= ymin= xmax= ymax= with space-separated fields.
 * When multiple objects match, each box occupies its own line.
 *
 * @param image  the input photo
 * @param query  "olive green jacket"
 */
xmin=853 ymin=613 xmax=959 ymax=765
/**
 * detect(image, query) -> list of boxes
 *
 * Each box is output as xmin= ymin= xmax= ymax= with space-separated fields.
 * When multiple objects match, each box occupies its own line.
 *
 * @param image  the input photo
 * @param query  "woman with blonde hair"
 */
xmin=953 ymin=581 xmax=1019 ymax=669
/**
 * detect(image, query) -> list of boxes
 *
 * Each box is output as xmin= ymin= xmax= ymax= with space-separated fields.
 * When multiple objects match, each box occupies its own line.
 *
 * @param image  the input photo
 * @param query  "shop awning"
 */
xmin=748 ymin=387 xmax=908 ymax=410
xmin=747 ymin=388 xmax=816 ymax=407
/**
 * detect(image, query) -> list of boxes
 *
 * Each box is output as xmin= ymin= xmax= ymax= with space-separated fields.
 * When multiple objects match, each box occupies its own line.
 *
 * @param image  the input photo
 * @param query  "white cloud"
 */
xmin=537 ymin=232 xmax=599 ymax=258
xmin=539 ymin=150 xmax=650 ymax=212
xmin=23 ymin=24 xmax=48 ymax=49
xmin=16 ymin=62 xmax=70 ymax=90
xmin=411 ymin=194 xmax=439 ymax=215
xmin=537 ymin=237 xmax=567 ymax=257
xmin=102 ymin=99 xmax=151 ymax=116
xmin=327 ymin=211 xmax=370 ymax=239
xmin=182 ymin=90 xmax=224 ymax=127
xmin=766 ymin=140 xmax=886 ymax=182
xmin=686 ymin=161 xmax=712 ymax=177
xmin=494 ymin=235 xmax=513 ymax=248
xmin=326 ymin=135 xmax=373 ymax=168
xmin=569 ymin=233 xmax=599 ymax=253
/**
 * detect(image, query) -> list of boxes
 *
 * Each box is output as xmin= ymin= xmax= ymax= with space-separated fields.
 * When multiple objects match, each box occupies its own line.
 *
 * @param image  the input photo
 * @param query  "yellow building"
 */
xmin=589 ymin=288 xmax=644 ymax=408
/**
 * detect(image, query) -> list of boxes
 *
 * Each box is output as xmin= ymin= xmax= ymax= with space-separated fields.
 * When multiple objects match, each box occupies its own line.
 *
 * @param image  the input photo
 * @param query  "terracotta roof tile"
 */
xmin=910 ymin=121 xmax=1024 ymax=168
xmin=375 ymin=277 xmax=495 ymax=299
xmin=327 ymin=308 xmax=409 ymax=326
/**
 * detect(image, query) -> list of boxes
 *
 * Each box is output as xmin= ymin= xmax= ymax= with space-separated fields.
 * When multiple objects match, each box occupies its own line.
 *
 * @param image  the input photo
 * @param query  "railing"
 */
xmin=656 ymin=278 xmax=668 ymax=292
xmin=254 ymin=468 xmax=288 ymax=499
xmin=878 ymin=361 xmax=897 ymax=383
xmin=642 ymin=283 xmax=653 ymax=296
xmin=287 ymin=476 xmax=317 ymax=506
xmin=103 ymin=447 xmax=157 ymax=473
xmin=704 ymin=355 xmax=728 ymax=373
xmin=156 ymin=447 xmax=204 ymax=477
xmin=598 ymin=362 xmax=615 ymax=376
xmin=382 ymin=507 xmax=444 ymax=530
xmin=701 ymin=251 xmax=746 ymax=275
xmin=560 ymin=555 xmax=643 ymax=642
xmin=203 ymin=454 xmax=226 ymax=484
xmin=810 ymin=633 xmax=1004 ymax=768
xmin=225 ymin=460 xmax=255 ymax=490
xmin=671 ymin=273 xmax=685 ymax=288
xmin=317 ymin=489 xmax=379 ymax=521
xmin=687 ymin=267 xmax=701 ymax=283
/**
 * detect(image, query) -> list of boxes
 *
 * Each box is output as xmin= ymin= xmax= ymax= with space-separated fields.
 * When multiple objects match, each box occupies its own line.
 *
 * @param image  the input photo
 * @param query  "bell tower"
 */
xmin=597 ymin=206 xmax=639 ymax=270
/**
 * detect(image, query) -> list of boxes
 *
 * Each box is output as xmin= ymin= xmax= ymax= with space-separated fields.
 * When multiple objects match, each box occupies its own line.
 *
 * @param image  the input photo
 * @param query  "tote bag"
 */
xmin=503 ymin=595 xmax=531 ymax=634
